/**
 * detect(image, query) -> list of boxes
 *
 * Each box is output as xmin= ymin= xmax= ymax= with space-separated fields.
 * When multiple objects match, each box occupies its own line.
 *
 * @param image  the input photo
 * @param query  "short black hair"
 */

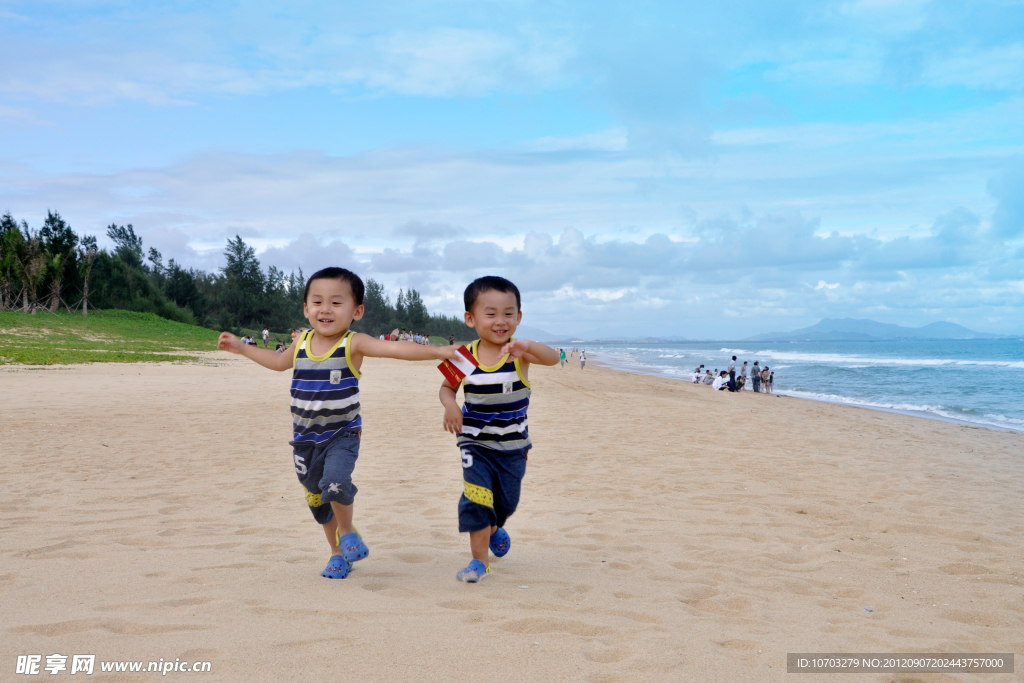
xmin=732 ymin=355 xmax=737 ymax=360
xmin=304 ymin=267 xmax=364 ymax=305
xmin=464 ymin=275 xmax=521 ymax=311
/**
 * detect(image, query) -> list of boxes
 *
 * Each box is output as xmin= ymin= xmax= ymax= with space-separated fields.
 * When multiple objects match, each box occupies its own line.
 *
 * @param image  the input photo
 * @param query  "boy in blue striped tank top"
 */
xmin=218 ymin=267 xmax=460 ymax=579
xmin=439 ymin=276 xmax=560 ymax=582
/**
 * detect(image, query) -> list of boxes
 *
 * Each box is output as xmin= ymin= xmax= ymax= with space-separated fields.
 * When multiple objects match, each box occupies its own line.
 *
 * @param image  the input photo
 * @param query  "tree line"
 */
xmin=0 ymin=211 xmax=473 ymax=339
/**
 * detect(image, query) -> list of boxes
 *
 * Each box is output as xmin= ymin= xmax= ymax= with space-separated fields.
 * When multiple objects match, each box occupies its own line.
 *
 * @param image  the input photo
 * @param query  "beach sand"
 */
xmin=1 ymin=356 xmax=1022 ymax=682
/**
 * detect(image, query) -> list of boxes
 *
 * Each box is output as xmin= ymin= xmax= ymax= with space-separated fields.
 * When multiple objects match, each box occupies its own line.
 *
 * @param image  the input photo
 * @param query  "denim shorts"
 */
xmin=290 ymin=430 xmax=361 ymax=524
xmin=458 ymin=443 xmax=528 ymax=533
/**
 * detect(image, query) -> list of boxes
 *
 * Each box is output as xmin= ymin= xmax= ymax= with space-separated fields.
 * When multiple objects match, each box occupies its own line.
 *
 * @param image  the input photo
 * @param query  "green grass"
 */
xmin=0 ymin=309 xmax=221 ymax=365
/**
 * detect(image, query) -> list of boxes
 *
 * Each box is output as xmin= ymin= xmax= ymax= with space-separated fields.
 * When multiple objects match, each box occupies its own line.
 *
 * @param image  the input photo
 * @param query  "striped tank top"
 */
xmin=458 ymin=339 xmax=532 ymax=454
xmin=290 ymin=329 xmax=362 ymax=444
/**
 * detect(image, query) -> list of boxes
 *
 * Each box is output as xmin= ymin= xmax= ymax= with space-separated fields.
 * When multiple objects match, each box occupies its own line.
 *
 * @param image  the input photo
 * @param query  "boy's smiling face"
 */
xmin=303 ymin=278 xmax=364 ymax=338
xmin=465 ymin=289 xmax=521 ymax=346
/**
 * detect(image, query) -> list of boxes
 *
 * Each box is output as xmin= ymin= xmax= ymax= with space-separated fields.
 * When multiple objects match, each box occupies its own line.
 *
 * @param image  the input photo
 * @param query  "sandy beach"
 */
xmin=1 ymin=355 xmax=1022 ymax=682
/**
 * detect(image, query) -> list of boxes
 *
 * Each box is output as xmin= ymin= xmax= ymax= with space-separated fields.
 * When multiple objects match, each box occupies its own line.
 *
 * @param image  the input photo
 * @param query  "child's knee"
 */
xmin=319 ymin=434 xmax=360 ymax=505
xmin=458 ymin=494 xmax=496 ymax=533
xmin=318 ymin=477 xmax=357 ymax=506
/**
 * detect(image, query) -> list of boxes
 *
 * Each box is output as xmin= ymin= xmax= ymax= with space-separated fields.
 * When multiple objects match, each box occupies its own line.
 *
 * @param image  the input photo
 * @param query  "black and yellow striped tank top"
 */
xmin=290 ymin=329 xmax=361 ymax=444
xmin=458 ymin=339 xmax=531 ymax=454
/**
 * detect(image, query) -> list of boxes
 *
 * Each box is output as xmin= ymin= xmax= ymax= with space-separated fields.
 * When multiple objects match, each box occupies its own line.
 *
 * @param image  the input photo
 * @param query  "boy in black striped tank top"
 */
xmin=218 ymin=267 xmax=460 ymax=579
xmin=439 ymin=276 xmax=560 ymax=582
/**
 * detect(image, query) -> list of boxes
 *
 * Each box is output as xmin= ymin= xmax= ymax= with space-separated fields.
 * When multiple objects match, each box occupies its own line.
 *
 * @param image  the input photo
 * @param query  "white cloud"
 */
xmin=923 ymin=43 xmax=1024 ymax=91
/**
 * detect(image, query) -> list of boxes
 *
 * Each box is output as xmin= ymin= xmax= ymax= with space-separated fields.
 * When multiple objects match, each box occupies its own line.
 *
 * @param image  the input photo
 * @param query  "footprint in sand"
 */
xmin=670 ymin=561 xmax=700 ymax=572
xmin=941 ymin=563 xmax=991 ymax=575
xmin=677 ymin=585 xmax=718 ymax=605
xmin=498 ymin=617 xmax=611 ymax=637
xmin=190 ymin=562 xmax=259 ymax=571
xmin=161 ymin=597 xmax=216 ymax=608
xmin=555 ymin=585 xmax=592 ymax=599
xmin=17 ymin=619 xmax=207 ymax=636
xmin=437 ymin=599 xmax=490 ymax=611
xmin=394 ymin=552 xmax=432 ymax=563
xmin=583 ymin=645 xmax=630 ymax=663
xmin=0 ymin=572 xmax=18 ymax=592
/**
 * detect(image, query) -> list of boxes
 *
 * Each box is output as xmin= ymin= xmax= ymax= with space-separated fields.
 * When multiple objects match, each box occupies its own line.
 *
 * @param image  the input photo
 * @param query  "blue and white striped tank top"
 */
xmin=458 ymin=339 xmax=531 ymax=454
xmin=290 ymin=329 xmax=361 ymax=444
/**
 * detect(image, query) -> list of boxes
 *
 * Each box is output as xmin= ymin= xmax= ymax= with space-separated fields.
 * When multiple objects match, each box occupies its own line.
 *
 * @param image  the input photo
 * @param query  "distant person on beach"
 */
xmin=728 ymin=356 xmax=736 ymax=389
xmin=768 ymin=372 xmax=774 ymax=393
xmin=740 ymin=361 xmax=748 ymax=387
xmin=751 ymin=361 xmax=761 ymax=392
xmin=761 ymin=366 xmax=770 ymax=393
xmin=217 ymin=267 xmax=459 ymax=581
xmin=439 ymin=276 xmax=559 ymax=583
xmin=449 ymin=334 xmax=455 ymax=346
xmin=580 ymin=350 xmax=586 ymax=369
xmin=262 ymin=327 xmax=269 ymax=348
xmin=560 ymin=348 xmax=566 ymax=367
xmin=712 ymin=371 xmax=729 ymax=391
xmin=703 ymin=370 xmax=714 ymax=385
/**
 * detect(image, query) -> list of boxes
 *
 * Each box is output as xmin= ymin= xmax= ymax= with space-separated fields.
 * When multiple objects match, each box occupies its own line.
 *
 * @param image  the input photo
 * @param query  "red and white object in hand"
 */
xmin=438 ymin=345 xmax=479 ymax=386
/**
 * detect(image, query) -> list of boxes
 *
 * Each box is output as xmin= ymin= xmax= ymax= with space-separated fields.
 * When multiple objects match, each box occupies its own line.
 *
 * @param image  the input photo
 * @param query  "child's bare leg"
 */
xmin=330 ymin=501 xmax=354 ymax=537
xmin=469 ymin=525 xmax=497 ymax=564
xmin=322 ymin=520 xmax=342 ymax=556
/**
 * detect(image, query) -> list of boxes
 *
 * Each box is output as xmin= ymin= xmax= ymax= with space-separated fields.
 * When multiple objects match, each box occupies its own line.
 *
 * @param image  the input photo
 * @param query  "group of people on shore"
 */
xmin=378 ymin=329 xmax=432 ymax=345
xmin=557 ymin=348 xmax=585 ymax=369
xmin=692 ymin=355 xmax=774 ymax=393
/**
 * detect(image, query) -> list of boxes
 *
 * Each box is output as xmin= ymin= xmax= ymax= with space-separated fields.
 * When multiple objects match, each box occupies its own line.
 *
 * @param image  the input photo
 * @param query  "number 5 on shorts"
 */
xmin=294 ymin=453 xmax=307 ymax=474
xmin=461 ymin=449 xmax=473 ymax=468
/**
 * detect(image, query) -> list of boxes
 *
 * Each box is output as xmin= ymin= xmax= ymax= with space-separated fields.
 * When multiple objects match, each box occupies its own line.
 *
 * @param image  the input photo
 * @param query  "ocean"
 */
xmin=579 ymin=339 xmax=1024 ymax=432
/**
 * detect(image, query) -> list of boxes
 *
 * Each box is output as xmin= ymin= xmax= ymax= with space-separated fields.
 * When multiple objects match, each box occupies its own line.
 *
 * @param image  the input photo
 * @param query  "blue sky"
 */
xmin=1 ymin=0 xmax=1022 ymax=338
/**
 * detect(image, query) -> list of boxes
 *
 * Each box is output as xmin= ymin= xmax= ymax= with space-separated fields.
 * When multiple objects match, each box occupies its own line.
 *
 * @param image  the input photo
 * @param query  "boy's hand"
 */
xmin=439 ymin=345 xmax=462 ymax=360
xmin=442 ymin=403 xmax=463 ymax=435
xmin=218 ymin=332 xmax=243 ymax=354
xmin=500 ymin=339 xmax=531 ymax=359
xmin=501 ymin=338 xmax=560 ymax=366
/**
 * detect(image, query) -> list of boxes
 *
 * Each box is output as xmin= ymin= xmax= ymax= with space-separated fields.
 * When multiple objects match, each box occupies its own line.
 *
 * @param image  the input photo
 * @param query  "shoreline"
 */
xmin=588 ymin=353 xmax=1023 ymax=434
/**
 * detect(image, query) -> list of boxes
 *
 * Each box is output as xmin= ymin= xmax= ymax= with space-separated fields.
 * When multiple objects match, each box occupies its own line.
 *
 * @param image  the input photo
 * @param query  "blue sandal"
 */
xmin=456 ymin=559 xmax=490 ymax=583
xmin=336 ymin=528 xmax=369 ymax=563
xmin=322 ymin=554 xmax=351 ymax=579
xmin=489 ymin=528 xmax=511 ymax=557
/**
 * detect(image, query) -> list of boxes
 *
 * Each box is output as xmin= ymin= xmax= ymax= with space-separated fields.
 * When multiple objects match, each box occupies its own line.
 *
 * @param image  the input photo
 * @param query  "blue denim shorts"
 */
xmin=290 ymin=430 xmax=361 ymax=524
xmin=458 ymin=444 xmax=528 ymax=533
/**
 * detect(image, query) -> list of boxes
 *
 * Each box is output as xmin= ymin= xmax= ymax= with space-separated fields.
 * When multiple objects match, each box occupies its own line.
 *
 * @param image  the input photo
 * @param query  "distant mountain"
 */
xmin=514 ymin=324 xmax=566 ymax=342
xmin=635 ymin=336 xmax=691 ymax=342
xmin=745 ymin=318 xmax=1002 ymax=342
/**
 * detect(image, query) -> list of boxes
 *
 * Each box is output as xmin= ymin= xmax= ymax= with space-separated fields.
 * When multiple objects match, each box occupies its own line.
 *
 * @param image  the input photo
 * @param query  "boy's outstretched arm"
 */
xmin=350 ymin=333 xmax=460 ymax=363
xmin=218 ymin=332 xmax=295 ymax=372
xmin=439 ymin=379 xmax=463 ymax=434
xmin=500 ymin=339 xmax=560 ymax=366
